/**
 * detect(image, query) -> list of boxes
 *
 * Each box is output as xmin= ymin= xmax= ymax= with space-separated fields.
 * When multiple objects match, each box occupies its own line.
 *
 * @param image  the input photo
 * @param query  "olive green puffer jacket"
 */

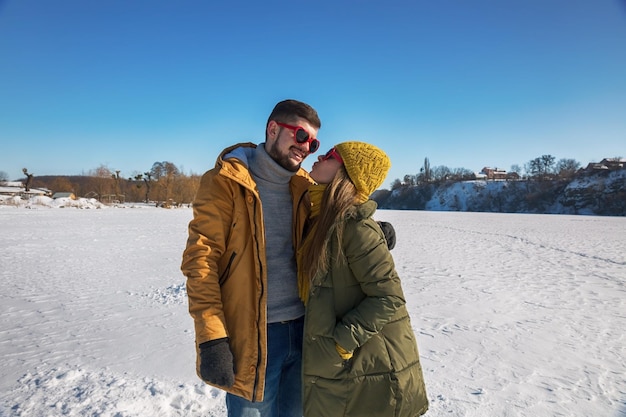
xmin=302 ymin=201 xmax=428 ymax=417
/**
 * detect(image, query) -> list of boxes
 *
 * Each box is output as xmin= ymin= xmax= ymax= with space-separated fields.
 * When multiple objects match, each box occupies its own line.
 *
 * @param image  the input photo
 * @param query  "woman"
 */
xmin=298 ymin=141 xmax=429 ymax=416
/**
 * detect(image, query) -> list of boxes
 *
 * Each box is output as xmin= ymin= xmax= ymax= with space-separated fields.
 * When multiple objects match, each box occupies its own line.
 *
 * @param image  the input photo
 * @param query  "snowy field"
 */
xmin=1 ymin=199 xmax=625 ymax=417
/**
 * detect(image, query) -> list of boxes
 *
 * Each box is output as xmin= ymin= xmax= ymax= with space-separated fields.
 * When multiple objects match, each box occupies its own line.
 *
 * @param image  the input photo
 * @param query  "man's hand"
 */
xmin=199 ymin=337 xmax=235 ymax=387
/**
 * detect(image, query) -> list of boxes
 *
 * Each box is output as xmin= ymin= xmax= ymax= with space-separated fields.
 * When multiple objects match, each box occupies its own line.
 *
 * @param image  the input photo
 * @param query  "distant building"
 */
xmin=585 ymin=163 xmax=609 ymax=171
xmin=473 ymin=172 xmax=487 ymax=180
xmin=584 ymin=158 xmax=625 ymax=172
xmin=479 ymin=167 xmax=519 ymax=180
xmin=52 ymin=192 xmax=76 ymax=200
xmin=0 ymin=182 xmax=50 ymax=198
xmin=0 ymin=185 xmax=22 ymax=197
xmin=508 ymin=172 xmax=520 ymax=180
xmin=481 ymin=167 xmax=507 ymax=180
xmin=1 ymin=181 xmax=24 ymax=187
xmin=600 ymin=158 xmax=625 ymax=169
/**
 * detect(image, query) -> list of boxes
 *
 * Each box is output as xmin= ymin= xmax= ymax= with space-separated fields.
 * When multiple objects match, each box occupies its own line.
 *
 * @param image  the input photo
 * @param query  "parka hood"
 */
xmin=218 ymin=142 xmax=257 ymax=167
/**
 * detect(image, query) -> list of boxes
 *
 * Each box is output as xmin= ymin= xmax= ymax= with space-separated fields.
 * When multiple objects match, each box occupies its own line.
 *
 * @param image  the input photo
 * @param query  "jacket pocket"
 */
xmin=303 ymin=375 xmax=349 ymax=417
xmin=218 ymin=251 xmax=236 ymax=286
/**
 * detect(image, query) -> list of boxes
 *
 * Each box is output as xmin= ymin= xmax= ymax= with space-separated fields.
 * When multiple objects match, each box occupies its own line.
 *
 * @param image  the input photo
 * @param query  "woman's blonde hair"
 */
xmin=301 ymin=167 xmax=358 ymax=280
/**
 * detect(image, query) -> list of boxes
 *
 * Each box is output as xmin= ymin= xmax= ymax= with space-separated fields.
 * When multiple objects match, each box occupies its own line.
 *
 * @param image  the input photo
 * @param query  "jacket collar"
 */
xmin=353 ymin=200 xmax=378 ymax=220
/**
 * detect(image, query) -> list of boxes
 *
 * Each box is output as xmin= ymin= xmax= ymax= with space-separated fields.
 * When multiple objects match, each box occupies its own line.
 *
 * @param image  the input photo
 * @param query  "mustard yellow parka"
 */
xmin=181 ymin=143 xmax=313 ymax=401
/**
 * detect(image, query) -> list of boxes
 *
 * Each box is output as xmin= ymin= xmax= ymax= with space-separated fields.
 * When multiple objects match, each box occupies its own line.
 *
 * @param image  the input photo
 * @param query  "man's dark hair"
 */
xmin=267 ymin=99 xmax=321 ymax=129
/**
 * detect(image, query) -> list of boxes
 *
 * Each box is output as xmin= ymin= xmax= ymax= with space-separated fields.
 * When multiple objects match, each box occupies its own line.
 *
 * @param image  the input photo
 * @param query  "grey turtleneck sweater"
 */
xmin=248 ymin=144 xmax=305 ymax=323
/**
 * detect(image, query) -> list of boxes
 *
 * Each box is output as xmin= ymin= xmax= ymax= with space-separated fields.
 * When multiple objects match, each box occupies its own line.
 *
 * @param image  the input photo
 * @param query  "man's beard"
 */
xmin=267 ymin=141 xmax=301 ymax=172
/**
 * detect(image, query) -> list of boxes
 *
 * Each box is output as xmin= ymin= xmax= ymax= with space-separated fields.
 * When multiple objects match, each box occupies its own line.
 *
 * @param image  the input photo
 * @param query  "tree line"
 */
xmin=389 ymin=154 xmax=585 ymax=189
xmin=13 ymin=162 xmax=201 ymax=205
xmin=2 ymin=154 xmax=618 ymax=205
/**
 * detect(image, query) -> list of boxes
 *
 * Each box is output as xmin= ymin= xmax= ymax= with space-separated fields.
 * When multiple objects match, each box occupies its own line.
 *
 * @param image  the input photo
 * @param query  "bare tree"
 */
xmin=528 ymin=155 xmax=555 ymax=179
xmin=87 ymin=165 xmax=114 ymax=201
xmin=49 ymin=177 xmax=76 ymax=193
xmin=143 ymin=172 xmax=152 ymax=203
xmin=22 ymin=168 xmax=34 ymax=192
xmin=450 ymin=167 xmax=474 ymax=181
xmin=172 ymin=173 xmax=201 ymax=206
xmin=423 ymin=157 xmax=431 ymax=182
xmin=150 ymin=161 xmax=180 ymax=203
xmin=111 ymin=170 xmax=122 ymax=198
xmin=431 ymin=165 xmax=451 ymax=183
xmin=555 ymin=158 xmax=580 ymax=179
xmin=122 ymin=173 xmax=145 ymax=202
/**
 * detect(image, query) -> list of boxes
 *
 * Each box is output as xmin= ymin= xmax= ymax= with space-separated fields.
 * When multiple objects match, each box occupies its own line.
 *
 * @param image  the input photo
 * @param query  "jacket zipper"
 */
xmin=252 ymin=192 xmax=265 ymax=402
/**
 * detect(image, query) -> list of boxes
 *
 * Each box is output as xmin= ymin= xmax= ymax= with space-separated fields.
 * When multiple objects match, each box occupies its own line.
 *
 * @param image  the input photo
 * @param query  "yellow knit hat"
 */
xmin=335 ymin=141 xmax=391 ymax=203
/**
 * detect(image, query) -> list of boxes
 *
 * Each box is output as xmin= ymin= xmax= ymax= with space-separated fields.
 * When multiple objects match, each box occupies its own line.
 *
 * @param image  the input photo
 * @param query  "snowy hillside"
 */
xmin=379 ymin=169 xmax=626 ymax=216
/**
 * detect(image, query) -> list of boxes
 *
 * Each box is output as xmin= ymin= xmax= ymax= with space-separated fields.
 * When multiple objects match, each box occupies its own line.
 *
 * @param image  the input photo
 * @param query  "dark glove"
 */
xmin=199 ymin=337 xmax=235 ymax=387
xmin=377 ymin=221 xmax=396 ymax=250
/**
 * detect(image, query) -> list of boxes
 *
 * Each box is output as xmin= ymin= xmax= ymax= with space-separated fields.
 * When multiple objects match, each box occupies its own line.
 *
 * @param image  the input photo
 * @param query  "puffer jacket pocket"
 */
xmin=303 ymin=374 xmax=349 ymax=417
xmin=304 ymin=334 xmax=352 ymax=380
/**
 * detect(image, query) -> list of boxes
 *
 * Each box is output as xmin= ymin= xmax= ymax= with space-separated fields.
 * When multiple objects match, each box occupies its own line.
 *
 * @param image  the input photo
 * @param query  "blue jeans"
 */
xmin=226 ymin=316 xmax=304 ymax=417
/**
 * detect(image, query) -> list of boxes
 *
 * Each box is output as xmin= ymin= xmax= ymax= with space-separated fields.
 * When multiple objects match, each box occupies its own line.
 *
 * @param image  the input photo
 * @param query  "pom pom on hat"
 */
xmin=334 ymin=141 xmax=391 ymax=203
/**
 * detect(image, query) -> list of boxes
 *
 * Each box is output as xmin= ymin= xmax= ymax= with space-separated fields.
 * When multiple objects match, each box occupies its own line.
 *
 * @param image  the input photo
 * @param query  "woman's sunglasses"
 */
xmin=275 ymin=122 xmax=320 ymax=153
xmin=321 ymin=147 xmax=343 ymax=164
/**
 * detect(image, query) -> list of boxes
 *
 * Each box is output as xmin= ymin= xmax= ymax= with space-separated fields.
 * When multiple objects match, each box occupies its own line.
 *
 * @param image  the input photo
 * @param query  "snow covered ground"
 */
xmin=1 ymin=199 xmax=625 ymax=416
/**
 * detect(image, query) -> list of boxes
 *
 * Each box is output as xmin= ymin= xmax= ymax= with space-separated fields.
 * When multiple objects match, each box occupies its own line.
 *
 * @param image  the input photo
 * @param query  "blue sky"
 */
xmin=1 ymin=0 xmax=625 ymax=189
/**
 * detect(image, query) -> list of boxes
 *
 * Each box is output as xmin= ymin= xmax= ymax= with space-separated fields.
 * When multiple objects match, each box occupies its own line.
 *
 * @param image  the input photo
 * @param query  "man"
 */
xmin=181 ymin=99 xmax=321 ymax=416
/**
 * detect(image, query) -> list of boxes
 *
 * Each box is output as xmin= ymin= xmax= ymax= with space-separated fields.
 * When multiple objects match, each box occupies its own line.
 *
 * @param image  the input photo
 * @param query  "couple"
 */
xmin=181 ymin=99 xmax=429 ymax=417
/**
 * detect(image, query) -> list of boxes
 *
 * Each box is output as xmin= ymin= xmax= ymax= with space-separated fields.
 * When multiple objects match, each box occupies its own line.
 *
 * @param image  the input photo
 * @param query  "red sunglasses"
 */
xmin=321 ymin=147 xmax=343 ymax=164
xmin=275 ymin=122 xmax=320 ymax=153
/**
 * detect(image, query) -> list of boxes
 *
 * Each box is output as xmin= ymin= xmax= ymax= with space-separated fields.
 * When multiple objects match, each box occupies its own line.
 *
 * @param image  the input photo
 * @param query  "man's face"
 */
xmin=265 ymin=119 xmax=320 ymax=172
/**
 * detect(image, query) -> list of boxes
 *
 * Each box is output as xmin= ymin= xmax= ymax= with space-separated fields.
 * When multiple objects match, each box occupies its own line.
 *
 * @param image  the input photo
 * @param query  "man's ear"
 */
xmin=267 ymin=120 xmax=280 ymax=141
